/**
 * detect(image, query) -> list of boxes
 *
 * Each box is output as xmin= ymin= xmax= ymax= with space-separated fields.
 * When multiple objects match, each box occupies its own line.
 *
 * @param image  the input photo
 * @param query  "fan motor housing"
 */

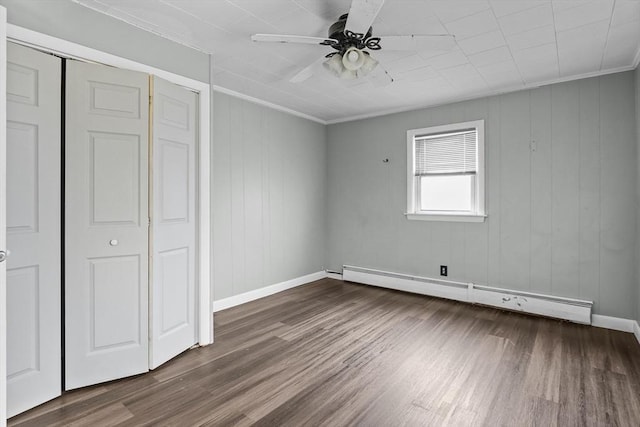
xmin=328 ymin=13 xmax=373 ymax=45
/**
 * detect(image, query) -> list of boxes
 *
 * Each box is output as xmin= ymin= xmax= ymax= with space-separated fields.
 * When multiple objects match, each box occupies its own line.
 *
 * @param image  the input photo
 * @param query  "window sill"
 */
xmin=405 ymin=213 xmax=486 ymax=223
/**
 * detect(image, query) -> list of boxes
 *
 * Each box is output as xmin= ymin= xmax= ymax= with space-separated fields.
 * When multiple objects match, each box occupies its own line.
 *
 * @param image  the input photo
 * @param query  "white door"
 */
xmin=1 ymin=6 xmax=9 ymax=426
xmin=150 ymin=76 xmax=197 ymax=369
xmin=6 ymin=43 xmax=61 ymax=417
xmin=65 ymin=60 xmax=149 ymax=390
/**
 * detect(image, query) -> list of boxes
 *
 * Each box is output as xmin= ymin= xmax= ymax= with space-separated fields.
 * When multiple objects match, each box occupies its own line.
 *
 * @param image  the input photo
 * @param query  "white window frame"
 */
xmin=406 ymin=120 xmax=486 ymax=223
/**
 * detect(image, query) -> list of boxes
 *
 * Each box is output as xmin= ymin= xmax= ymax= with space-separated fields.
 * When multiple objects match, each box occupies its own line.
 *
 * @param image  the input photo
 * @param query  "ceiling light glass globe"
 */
xmin=342 ymin=47 xmax=366 ymax=71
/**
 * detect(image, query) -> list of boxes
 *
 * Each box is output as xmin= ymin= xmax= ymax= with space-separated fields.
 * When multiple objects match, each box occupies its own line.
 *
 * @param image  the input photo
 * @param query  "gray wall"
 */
xmin=1 ymin=0 xmax=329 ymax=303
xmin=212 ymin=91 xmax=327 ymax=300
xmin=0 ymin=0 xmax=209 ymax=83
xmin=3 ymin=0 xmax=639 ymax=317
xmin=327 ymin=72 xmax=637 ymax=318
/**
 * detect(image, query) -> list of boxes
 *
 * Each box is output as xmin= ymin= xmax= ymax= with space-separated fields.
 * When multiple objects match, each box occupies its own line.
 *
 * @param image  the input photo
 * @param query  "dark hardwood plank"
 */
xmin=9 ymin=279 xmax=640 ymax=426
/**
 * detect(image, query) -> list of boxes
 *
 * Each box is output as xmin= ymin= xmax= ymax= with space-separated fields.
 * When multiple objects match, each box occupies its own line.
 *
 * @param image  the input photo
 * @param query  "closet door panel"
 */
xmin=65 ymin=60 xmax=149 ymax=390
xmin=150 ymin=76 xmax=197 ymax=369
xmin=6 ymin=42 xmax=61 ymax=418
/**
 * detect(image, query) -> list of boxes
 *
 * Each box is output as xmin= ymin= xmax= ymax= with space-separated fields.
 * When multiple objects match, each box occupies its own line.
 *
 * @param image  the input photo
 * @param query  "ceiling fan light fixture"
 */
xmin=358 ymin=52 xmax=379 ymax=76
xmin=323 ymin=53 xmax=344 ymax=77
xmin=253 ymin=2 xmax=458 ymax=86
xmin=342 ymin=47 xmax=365 ymax=71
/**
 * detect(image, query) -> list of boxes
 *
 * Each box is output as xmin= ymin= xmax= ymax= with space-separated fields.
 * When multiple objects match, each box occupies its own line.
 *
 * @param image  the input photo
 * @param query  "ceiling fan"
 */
xmin=251 ymin=0 xmax=456 ymax=85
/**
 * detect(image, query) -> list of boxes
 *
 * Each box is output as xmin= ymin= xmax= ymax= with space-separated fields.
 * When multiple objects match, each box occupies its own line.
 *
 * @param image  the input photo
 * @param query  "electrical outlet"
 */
xmin=440 ymin=265 xmax=447 ymax=276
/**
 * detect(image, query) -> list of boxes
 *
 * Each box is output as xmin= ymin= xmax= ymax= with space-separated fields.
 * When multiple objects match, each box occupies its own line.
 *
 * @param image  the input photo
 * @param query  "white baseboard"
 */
xmin=210 ymin=267 xmax=640 ymax=346
xmin=592 ymin=316 xmax=640 ymax=345
xmin=212 ymin=271 xmax=326 ymax=312
xmin=591 ymin=314 xmax=636 ymax=333
xmin=343 ymin=266 xmax=470 ymax=303
xmin=342 ymin=265 xmax=592 ymax=324
xmin=473 ymin=285 xmax=591 ymax=324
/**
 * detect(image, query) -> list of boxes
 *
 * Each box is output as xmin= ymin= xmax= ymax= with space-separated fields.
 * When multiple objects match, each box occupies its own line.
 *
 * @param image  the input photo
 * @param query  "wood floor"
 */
xmin=9 ymin=278 xmax=640 ymax=426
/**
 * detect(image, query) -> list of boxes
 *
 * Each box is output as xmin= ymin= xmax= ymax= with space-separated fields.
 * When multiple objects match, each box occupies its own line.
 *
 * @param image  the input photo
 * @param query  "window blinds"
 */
xmin=414 ymin=129 xmax=477 ymax=176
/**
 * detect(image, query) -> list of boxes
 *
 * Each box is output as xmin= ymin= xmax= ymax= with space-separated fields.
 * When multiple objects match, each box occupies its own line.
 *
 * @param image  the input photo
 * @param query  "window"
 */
xmin=406 ymin=120 xmax=485 ymax=222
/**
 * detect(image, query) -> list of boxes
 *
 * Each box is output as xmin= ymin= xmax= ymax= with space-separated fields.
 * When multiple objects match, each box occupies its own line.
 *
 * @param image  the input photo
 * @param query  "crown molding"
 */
xmin=326 ymin=64 xmax=638 ymax=125
xmin=72 ymin=0 xmax=211 ymax=54
xmin=211 ymin=84 xmax=327 ymax=125
xmin=211 ymin=61 xmax=639 ymax=126
xmin=216 ymin=62 xmax=637 ymax=127
xmin=72 ymin=0 xmax=640 ymax=127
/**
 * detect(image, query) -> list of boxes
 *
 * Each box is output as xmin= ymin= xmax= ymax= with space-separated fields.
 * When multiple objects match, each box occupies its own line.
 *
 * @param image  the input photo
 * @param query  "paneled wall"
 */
xmin=327 ymin=72 xmax=637 ymax=318
xmin=212 ymin=91 xmax=327 ymax=301
xmin=2 ymin=0 xmax=638 ymax=318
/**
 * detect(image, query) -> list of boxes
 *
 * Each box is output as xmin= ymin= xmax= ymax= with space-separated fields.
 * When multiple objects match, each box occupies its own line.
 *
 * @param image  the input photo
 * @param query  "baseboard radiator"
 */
xmin=342 ymin=265 xmax=593 ymax=324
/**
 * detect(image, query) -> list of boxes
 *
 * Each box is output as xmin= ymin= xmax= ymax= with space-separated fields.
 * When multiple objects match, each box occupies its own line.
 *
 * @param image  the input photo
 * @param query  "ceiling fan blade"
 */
xmin=289 ymin=56 xmax=325 ymax=83
xmin=380 ymin=35 xmax=456 ymax=51
xmin=251 ymin=34 xmax=338 ymax=45
xmin=345 ymin=0 xmax=386 ymax=36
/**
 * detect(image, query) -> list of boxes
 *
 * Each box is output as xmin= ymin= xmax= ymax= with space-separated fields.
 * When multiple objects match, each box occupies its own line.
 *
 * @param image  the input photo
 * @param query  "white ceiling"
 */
xmin=73 ymin=0 xmax=640 ymax=123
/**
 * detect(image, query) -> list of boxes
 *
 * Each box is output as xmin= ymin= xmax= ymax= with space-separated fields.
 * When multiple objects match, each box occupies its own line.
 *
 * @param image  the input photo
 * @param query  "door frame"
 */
xmin=1 ymin=7 xmax=8 ymax=427
xmin=5 ymin=25 xmax=213 ymax=347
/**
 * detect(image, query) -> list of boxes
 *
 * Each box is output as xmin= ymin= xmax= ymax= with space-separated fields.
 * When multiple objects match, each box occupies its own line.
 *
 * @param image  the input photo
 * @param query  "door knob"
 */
xmin=0 ymin=251 xmax=6 ymax=263
xmin=109 ymin=239 xmax=119 ymax=246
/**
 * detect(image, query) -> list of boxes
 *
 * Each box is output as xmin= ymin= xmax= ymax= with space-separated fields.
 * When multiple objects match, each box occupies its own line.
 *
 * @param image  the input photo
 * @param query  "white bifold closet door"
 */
xmin=65 ymin=60 xmax=149 ymax=390
xmin=5 ymin=42 xmax=62 ymax=418
xmin=150 ymin=76 xmax=197 ymax=369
